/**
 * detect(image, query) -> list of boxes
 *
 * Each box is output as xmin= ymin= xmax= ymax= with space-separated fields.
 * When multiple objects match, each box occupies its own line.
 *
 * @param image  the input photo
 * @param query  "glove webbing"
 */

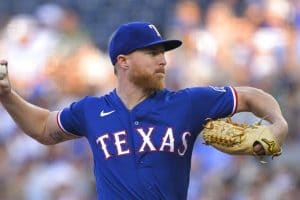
xmin=203 ymin=119 xmax=246 ymax=147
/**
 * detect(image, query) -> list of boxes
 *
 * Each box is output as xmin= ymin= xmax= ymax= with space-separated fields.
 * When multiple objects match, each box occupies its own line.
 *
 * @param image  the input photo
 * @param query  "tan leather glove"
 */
xmin=202 ymin=118 xmax=282 ymax=158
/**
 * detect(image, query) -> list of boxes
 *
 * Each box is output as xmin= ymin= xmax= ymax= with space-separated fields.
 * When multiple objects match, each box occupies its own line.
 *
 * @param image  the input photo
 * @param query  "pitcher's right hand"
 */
xmin=0 ymin=60 xmax=11 ymax=99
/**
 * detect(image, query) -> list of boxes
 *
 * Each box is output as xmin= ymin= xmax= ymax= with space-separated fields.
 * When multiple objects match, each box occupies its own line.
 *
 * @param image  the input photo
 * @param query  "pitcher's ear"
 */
xmin=116 ymin=55 xmax=129 ymax=70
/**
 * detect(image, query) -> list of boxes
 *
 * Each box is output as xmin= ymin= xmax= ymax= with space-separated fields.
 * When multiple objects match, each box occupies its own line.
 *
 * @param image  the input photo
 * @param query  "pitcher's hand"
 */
xmin=0 ymin=60 xmax=11 ymax=99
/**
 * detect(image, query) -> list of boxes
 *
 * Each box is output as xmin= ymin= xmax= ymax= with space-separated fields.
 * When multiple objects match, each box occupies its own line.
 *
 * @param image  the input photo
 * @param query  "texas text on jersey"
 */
xmin=57 ymin=86 xmax=237 ymax=200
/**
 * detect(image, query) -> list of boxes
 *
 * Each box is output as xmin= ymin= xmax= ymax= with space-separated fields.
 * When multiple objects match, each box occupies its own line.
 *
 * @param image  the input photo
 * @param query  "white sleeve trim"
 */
xmin=57 ymin=111 xmax=79 ymax=136
xmin=229 ymin=86 xmax=237 ymax=115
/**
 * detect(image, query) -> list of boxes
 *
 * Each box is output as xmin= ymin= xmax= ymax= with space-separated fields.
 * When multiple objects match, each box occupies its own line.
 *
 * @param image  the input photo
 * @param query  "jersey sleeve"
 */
xmin=57 ymin=97 xmax=88 ymax=137
xmin=186 ymin=86 xmax=237 ymax=120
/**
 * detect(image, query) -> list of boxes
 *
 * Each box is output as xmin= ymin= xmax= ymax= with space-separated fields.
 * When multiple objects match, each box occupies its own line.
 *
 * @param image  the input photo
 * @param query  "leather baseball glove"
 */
xmin=201 ymin=117 xmax=282 ymax=159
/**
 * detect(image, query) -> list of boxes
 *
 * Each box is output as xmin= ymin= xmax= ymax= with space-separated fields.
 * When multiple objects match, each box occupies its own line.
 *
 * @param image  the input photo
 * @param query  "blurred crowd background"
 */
xmin=0 ymin=0 xmax=300 ymax=199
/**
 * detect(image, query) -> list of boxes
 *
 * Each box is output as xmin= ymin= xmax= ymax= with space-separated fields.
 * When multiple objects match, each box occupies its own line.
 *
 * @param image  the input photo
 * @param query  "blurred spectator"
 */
xmin=248 ymin=0 xmax=291 ymax=91
xmin=166 ymin=0 xmax=214 ymax=89
xmin=44 ymin=6 xmax=114 ymax=97
xmin=0 ymin=14 xmax=55 ymax=96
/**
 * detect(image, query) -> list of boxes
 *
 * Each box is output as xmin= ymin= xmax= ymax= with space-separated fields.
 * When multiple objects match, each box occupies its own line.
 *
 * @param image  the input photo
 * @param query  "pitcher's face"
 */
xmin=127 ymin=45 xmax=167 ymax=91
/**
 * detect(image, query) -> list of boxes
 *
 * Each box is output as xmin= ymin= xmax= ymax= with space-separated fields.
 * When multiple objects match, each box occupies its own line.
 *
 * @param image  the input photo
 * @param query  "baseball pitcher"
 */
xmin=0 ymin=22 xmax=288 ymax=199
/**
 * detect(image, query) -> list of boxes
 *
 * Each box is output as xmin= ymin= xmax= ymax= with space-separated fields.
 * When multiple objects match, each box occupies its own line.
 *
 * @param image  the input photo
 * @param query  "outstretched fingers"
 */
xmin=0 ymin=60 xmax=8 ymax=80
xmin=0 ymin=60 xmax=11 ymax=97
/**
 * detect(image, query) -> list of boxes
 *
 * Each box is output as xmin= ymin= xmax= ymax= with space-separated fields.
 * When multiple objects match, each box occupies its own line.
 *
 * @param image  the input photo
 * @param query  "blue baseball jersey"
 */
xmin=57 ymin=86 xmax=237 ymax=200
